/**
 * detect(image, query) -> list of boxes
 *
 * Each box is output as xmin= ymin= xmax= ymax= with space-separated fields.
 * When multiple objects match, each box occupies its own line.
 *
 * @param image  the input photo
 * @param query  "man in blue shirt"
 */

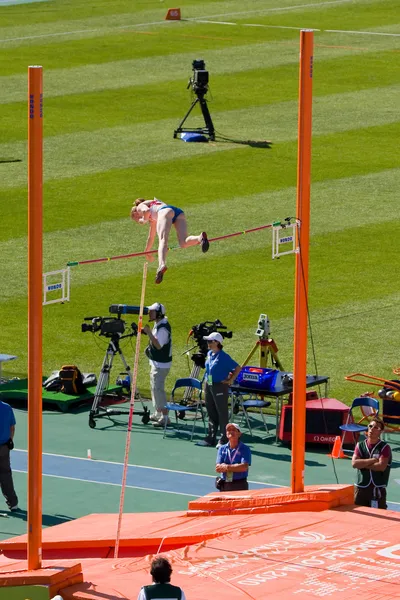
xmin=0 ymin=399 xmax=18 ymax=511
xmin=215 ymin=423 xmax=251 ymax=491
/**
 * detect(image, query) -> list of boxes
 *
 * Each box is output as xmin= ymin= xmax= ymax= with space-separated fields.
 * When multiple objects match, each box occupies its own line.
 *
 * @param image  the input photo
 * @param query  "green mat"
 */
xmin=0 ymin=378 xmax=123 ymax=412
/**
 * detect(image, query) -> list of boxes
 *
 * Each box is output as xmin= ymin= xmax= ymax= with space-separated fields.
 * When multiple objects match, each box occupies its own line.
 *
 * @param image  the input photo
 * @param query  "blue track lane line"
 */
xmin=10 ymin=450 xmax=400 ymax=511
xmin=11 ymin=450 xmax=272 ymax=498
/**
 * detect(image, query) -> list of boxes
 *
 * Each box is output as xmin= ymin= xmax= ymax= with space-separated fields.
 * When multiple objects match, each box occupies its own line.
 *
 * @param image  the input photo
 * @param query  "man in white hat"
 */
xmin=215 ymin=423 xmax=251 ymax=491
xmin=143 ymin=302 xmax=172 ymax=427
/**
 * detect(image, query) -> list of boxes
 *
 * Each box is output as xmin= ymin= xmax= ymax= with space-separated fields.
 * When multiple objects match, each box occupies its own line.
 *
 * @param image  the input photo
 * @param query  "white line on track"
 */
xmin=12 ymin=469 xmax=199 ymax=497
xmin=13 ymin=449 xmax=279 ymax=487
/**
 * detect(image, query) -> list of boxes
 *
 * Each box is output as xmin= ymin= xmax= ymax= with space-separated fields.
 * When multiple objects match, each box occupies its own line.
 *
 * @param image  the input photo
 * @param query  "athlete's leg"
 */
xmin=156 ymin=210 xmax=173 ymax=268
xmin=174 ymin=214 xmax=203 ymax=248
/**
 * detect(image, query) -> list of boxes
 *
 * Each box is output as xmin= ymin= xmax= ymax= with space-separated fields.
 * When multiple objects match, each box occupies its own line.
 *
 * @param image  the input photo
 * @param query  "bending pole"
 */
xmin=67 ymin=224 xmax=273 ymax=267
xmin=291 ymin=30 xmax=313 ymax=494
xmin=28 ymin=66 xmax=43 ymax=569
xmin=114 ymin=261 xmax=148 ymax=558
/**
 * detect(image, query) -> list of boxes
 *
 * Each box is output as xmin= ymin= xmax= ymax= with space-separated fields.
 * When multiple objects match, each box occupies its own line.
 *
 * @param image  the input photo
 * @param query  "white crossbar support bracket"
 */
xmin=272 ymin=220 xmax=300 ymax=259
xmin=43 ymin=267 xmax=70 ymax=305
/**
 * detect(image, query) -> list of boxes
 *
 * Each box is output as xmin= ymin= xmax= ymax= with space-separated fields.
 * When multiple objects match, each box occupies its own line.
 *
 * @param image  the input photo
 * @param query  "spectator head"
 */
xmin=150 ymin=557 xmax=173 ymax=584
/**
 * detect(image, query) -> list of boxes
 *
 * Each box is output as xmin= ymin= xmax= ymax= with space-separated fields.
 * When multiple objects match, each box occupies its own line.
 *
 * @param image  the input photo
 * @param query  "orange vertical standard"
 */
xmin=291 ymin=31 xmax=313 ymax=494
xmin=28 ymin=66 xmax=43 ymax=569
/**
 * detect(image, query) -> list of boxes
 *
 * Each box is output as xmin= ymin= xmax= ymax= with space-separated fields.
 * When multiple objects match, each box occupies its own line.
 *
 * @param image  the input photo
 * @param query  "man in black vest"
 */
xmin=143 ymin=302 xmax=172 ymax=428
xmin=137 ymin=557 xmax=186 ymax=600
xmin=352 ymin=417 xmax=392 ymax=509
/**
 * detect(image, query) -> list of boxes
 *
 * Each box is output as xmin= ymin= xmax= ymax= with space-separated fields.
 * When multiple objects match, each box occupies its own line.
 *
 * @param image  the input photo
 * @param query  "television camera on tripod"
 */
xmin=173 ymin=59 xmax=216 ymax=141
xmin=82 ymin=304 xmax=150 ymax=428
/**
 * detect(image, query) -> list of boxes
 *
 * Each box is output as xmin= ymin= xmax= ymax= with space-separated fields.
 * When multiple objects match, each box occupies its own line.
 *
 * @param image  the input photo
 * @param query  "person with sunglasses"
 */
xmin=352 ymin=417 xmax=392 ymax=509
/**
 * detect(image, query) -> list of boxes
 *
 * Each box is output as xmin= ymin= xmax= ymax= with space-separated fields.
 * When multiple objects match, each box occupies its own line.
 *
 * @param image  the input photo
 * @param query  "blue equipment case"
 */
xmin=236 ymin=366 xmax=279 ymax=391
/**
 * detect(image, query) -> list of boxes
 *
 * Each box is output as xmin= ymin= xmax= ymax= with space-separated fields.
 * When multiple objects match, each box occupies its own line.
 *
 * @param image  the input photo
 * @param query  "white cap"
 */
xmin=227 ymin=423 xmax=242 ymax=433
xmin=203 ymin=332 xmax=223 ymax=343
xmin=148 ymin=302 xmax=166 ymax=315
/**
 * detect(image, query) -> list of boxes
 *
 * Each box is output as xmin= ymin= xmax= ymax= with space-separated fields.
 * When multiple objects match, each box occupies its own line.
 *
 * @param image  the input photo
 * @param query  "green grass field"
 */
xmin=1 ymin=0 xmax=399 ymax=404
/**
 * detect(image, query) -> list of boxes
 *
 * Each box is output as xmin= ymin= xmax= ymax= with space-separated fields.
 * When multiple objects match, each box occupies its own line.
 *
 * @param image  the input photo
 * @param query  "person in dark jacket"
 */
xmin=137 ymin=557 xmax=186 ymax=600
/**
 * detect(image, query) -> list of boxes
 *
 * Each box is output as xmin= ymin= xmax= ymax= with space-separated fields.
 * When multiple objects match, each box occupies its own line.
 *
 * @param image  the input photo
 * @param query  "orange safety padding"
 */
xmin=0 ymin=510 xmax=261 ymax=555
xmin=0 ymin=561 xmax=82 ymax=588
xmin=187 ymin=484 xmax=354 ymax=514
xmin=52 ymin=507 xmax=400 ymax=600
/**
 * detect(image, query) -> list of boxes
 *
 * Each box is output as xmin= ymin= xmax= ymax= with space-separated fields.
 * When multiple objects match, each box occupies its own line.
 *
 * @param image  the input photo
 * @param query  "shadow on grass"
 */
xmin=215 ymin=136 xmax=272 ymax=149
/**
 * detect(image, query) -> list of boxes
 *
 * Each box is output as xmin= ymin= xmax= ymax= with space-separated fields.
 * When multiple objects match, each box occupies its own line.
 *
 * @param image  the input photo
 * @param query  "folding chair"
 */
xmin=229 ymin=390 xmax=271 ymax=437
xmin=339 ymin=396 xmax=380 ymax=443
xmin=163 ymin=377 xmax=206 ymax=440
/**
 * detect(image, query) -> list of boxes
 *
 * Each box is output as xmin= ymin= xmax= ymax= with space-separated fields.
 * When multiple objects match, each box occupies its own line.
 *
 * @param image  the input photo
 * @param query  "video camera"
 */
xmin=81 ymin=304 xmax=147 ymax=338
xmin=188 ymin=59 xmax=209 ymax=95
xmin=190 ymin=319 xmax=233 ymax=368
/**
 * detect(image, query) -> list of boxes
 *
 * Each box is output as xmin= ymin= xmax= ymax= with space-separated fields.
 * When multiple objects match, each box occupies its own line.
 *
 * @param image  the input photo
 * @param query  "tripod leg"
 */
xmin=88 ymin=346 xmax=114 ymax=428
xmin=199 ymin=97 xmax=215 ymax=140
xmin=174 ymin=98 xmax=199 ymax=138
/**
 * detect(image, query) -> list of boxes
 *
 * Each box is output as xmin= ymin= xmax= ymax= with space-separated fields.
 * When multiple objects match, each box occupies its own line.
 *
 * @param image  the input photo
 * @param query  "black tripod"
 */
xmin=174 ymin=88 xmax=215 ymax=141
xmin=88 ymin=332 xmax=150 ymax=428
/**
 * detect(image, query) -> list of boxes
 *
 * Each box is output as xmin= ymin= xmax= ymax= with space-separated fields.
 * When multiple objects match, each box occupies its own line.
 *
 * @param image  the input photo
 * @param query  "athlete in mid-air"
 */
xmin=131 ymin=198 xmax=209 ymax=284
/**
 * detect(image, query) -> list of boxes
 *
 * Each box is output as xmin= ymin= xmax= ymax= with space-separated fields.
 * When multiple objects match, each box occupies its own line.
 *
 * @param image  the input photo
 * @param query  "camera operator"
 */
xmin=198 ymin=332 xmax=241 ymax=448
xmin=142 ymin=302 xmax=172 ymax=428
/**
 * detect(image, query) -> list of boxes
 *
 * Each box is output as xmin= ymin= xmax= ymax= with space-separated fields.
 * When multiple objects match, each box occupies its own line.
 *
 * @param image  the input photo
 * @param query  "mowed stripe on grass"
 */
xmin=1 ymin=28 xmax=400 ymax=103
xmin=0 ymin=84 xmax=399 ymax=190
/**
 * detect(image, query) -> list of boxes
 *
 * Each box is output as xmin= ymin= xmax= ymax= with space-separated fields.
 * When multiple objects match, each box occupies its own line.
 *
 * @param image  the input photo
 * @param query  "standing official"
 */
xmin=0 ymin=399 xmax=18 ymax=511
xmin=199 ymin=332 xmax=241 ymax=447
xmin=352 ymin=417 xmax=392 ymax=509
xmin=143 ymin=302 xmax=172 ymax=428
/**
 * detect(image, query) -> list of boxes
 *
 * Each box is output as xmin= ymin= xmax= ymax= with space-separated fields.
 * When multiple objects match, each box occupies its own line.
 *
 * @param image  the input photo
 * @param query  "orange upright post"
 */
xmin=28 ymin=65 xmax=43 ymax=569
xmin=291 ymin=31 xmax=313 ymax=494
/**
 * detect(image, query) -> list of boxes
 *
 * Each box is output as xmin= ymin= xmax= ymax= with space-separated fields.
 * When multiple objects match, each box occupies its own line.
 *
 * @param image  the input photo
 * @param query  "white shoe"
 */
xmin=149 ymin=413 xmax=162 ymax=422
xmin=153 ymin=417 xmax=171 ymax=428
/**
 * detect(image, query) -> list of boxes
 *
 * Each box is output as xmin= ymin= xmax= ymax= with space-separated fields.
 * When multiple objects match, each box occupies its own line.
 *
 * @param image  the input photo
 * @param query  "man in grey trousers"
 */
xmin=143 ymin=302 xmax=172 ymax=428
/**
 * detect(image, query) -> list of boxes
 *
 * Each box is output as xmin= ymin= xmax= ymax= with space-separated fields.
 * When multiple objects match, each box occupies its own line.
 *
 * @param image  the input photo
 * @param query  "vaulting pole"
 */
xmin=114 ymin=262 xmax=148 ymax=558
xmin=291 ymin=31 xmax=313 ymax=494
xmin=28 ymin=66 xmax=43 ymax=569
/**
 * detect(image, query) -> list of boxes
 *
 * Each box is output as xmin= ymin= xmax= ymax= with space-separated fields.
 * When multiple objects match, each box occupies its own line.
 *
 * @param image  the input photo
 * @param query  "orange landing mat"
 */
xmin=31 ymin=507 xmax=400 ymax=600
xmin=1 ymin=507 xmax=400 ymax=599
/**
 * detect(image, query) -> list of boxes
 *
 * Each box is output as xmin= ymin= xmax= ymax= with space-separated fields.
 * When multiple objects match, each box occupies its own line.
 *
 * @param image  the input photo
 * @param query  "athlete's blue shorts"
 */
xmin=159 ymin=204 xmax=184 ymax=224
